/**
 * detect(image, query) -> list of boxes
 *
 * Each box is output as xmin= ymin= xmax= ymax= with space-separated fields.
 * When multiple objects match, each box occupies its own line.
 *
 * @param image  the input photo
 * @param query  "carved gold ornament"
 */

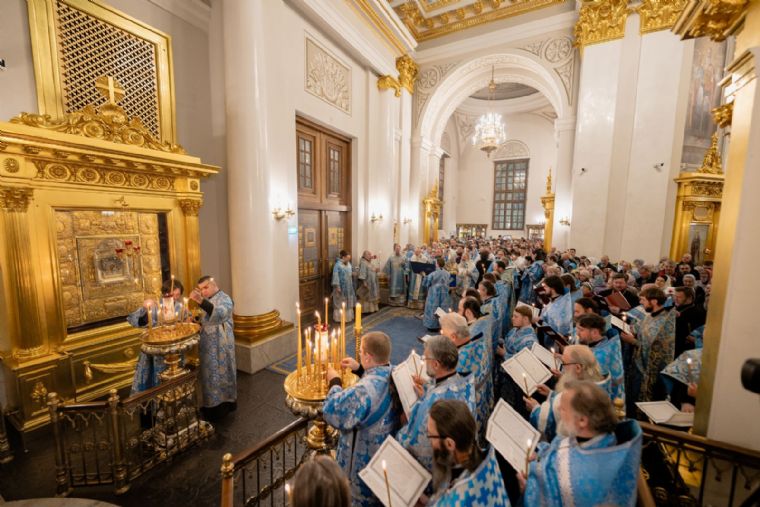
xmin=30 ymin=381 xmax=48 ymax=407
xmin=179 ymin=198 xmax=203 ymax=216
xmin=637 ymin=0 xmax=689 ymax=33
xmin=3 ymin=159 xmax=20 ymax=173
xmin=698 ymin=133 xmax=723 ymax=174
xmin=689 ymin=181 xmax=723 ymax=197
xmin=673 ymin=0 xmax=749 ymax=42
xmin=712 ymin=102 xmax=733 ymax=128
xmin=10 ymin=77 xmax=185 ymax=154
xmin=574 ymin=0 xmax=631 ymax=50
xmin=0 ymin=187 xmax=34 ymax=211
xmin=378 ymin=54 xmax=419 ymax=97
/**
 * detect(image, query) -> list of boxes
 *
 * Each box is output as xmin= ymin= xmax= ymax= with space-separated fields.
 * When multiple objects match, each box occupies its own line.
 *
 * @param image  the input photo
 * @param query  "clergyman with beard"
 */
xmin=425 ymin=399 xmax=511 ymax=506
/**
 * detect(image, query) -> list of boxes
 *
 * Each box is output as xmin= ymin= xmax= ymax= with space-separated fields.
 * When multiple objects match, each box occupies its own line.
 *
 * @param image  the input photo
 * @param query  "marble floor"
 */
xmin=0 ymin=369 xmax=295 ymax=507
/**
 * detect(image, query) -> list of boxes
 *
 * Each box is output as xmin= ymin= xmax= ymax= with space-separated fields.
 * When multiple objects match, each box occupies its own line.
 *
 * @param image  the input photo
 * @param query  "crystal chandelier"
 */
xmin=471 ymin=66 xmax=506 ymax=157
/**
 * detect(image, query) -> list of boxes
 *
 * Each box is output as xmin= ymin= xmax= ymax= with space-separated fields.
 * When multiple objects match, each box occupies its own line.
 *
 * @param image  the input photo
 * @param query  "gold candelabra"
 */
xmin=140 ymin=293 xmax=200 ymax=381
xmin=284 ymin=302 xmax=361 ymax=450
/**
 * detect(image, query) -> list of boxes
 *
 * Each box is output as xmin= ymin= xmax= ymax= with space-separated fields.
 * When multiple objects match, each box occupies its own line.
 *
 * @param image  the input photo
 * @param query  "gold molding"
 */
xmin=697 ymin=133 xmax=723 ymax=174
xmin=672 ymin=0 xmax=749 ymax=42
xmin=637 ymin=0 xmax=688 ymax=34
xmin=0 ymin=187 xmax=34 ymax=211
xmin=348 ymin=0 xmax=412 ymax=56
xmin=540 ymin=168 xmax=555 ymax=253
xmin=422 ymin=183 xmax=442 ymax=245
xmin=378 ymin=54 xmax=419 ymax=97
xmin=712 ymin=102 xmax=734 ymax=128
xmin=574 ymin=0 xmax=630 ymax=51
xmin=396 ymin=0 xmax=566 ymax=42
xmin=233 ymin=311 xmax=294 ymax=344
xmin=178 ymin=198 xmax=203 ymax=216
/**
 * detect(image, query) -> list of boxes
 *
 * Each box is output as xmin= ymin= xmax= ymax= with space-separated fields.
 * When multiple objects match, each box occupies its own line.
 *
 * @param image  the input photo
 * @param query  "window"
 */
xmin=298 ymin=136 xmax=314 ymax=190
xmin=438 ymin=156 xmax=445 ymax=218
xmin=492 ymin=158 xmax=528 ymax=230
xmin=328 ymin=146 xmax=341 ymax=195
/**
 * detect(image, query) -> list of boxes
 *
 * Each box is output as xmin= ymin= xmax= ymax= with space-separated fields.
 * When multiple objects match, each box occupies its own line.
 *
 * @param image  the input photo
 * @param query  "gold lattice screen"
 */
xmin=26 ymin=0 xmax=176 ymax=142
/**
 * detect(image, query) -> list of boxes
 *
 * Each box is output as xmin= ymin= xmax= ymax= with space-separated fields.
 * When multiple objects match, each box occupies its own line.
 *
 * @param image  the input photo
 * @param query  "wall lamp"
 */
xmin=370 ymin=213 xmax=384 ymax=224
xmin=402 ymin=217 xmax=412 ymax=225
xmin=272 ymin=206 xmax=295 ymax=221
xmin=559 ymin=216 xmax=571 ymax=226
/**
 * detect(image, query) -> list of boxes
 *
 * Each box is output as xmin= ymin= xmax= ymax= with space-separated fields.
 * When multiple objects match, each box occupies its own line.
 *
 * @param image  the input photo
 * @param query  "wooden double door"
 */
xmin=296 ymin=118 xmax=351 ymax=325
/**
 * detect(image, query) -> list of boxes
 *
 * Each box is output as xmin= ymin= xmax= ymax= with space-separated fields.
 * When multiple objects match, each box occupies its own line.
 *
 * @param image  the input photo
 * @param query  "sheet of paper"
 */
xmin=501 ymin=349 xmax=551 ymax=396
xmin=359 ymin=436 xmax=431 ymax=507
xmin=420 ymin=334 xmax=436 ymax=343
xmin=530 ymin=343 xmax=558 ymax=370
xmin=486 ymin=399 xmax=540 ymax=474
xmin=635 ymin=401 xmax=693 ymax=427
xmin=610 ymin=315 xmax=632 ymax=334
xmin=392 ymin=351 xmax=424 ymax=418
xmin=435 ymin=307 xmax=447 ymax=318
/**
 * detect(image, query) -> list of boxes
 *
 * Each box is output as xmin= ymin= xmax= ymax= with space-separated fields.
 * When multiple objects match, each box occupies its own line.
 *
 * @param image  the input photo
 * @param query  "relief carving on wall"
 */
xmin=305 ymin=37 xmax=351 ymax=115
xmin=493 ymin=140 xmax=530 ymax=160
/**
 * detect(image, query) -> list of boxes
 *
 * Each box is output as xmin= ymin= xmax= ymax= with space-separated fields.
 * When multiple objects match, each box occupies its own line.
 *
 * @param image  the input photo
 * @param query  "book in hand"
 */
xmin=604 ymin=291 xmax=632 ymax=311
xmin=359 ymin=436 xmax=431 ymax=507
xmin=487 ymin=399 xmax=541 ymax=474
xmin=516 ymin=301 xmax=540 ymax=321
xmin=635 ymin=401 xmax=694 ymax=427
xmin=536 ymin=325 xmax=569 ymax=348
xmin=419 ymin=334 xmax=437 ymax=344
xmin=434 ymin=307 xmax=448 ymax=319
xmin=409 ymin=261 xmax=436 ymax=275
xmin=501 ymin=348 xmax=552 ymax=396
xmin=609 ymin=315 xmax=632 ymax=335
xmin=392 ymin=350 xmax=430 ymax=418
xmin=531 ymin=342 xmax=559 ymax=370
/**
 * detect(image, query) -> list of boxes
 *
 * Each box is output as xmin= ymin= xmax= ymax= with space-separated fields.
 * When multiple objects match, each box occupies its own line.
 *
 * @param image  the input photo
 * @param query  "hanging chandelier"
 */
xmin=471 ymin=66 xmax=506 ymax=157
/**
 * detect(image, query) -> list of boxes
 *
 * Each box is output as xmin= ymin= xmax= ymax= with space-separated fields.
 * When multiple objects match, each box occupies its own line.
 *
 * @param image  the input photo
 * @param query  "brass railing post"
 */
xmin=107 ymin=389 xmax=129 ymax=494
xmin=220 ymin=452 xmax=234 ymax=507
xmin=47 ymin=392 xmax=71 ymax=497
xmin=0 ymin=400 xmax=13 ymax=464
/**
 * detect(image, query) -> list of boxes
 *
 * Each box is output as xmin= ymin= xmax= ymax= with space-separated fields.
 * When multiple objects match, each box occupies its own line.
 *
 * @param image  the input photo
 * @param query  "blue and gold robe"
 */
xmin=358 ymin=257 xmax=380 ymax=313
xmin=383 ymin=254 xmax=407 ymax=306
xmin=332 ymin=259 xmax=356 ymax=322
xmin=504 ymin=326 xmax=537 ymax=360
xmin=456 ymin=334 xmax=492 ymax=436
xmin=456 ymin=261 xmax=478 ymax=296
xmin=590 ymin=337 xmax=626 ymax=404
xmin=198 ymin=290 xmax=237 ymax=408
xmin=661 ymin=348 xmax=702 ymax=397
xmin=495 ymin=280 xmax=513 ymax=338
xmin=634 ymin=307 xmax=676 ymax=402
xmin=542 ymin=292 xmax=574 ymax=337
xmin=396 ymin=373 xmax=475 ymax=471
xmin=428 ymin=447 xmax=511 ymax=507
xmin=323 ymin=365 xmax=400 ymax=506
xmin=126 ymin=302 xmax=183 ymax=394
xmin=519 ymin=262 xmax=543 ymax=304
xmin=524 ymin=420 xmax=642 ymax=507
xmin=422 ymin=268 xmax=452 ymax=330
xmin=481 ymin=296 xmax=503 ymax=344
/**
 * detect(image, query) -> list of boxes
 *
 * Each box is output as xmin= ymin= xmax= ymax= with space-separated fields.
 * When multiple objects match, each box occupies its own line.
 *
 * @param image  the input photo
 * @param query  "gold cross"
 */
xmin=95 ymin=75 xmax=125 ymax=104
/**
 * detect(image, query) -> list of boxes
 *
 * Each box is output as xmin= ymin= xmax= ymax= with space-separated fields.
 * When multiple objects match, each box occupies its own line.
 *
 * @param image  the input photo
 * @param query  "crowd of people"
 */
xmin=292 ymin=236 xmax=709 ymax=506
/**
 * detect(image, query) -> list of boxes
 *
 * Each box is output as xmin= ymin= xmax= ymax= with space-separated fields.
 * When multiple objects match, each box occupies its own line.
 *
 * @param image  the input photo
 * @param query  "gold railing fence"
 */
xmin=48 ymin=370 xmax=212 ymax=496
xmin=220 ymin=417 xmax=310 ymax=507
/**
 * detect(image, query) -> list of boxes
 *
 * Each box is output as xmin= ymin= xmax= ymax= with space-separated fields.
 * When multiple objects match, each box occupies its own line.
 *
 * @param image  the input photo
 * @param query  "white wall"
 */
xmin=456 ymin=113 xmax=554 ymax=237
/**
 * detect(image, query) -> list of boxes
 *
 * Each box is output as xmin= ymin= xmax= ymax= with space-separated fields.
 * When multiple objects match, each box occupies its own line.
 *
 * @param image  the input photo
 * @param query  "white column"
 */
xmin=222 ymin=0 xmax=279 ymax=330
xmin=366 ymin=85 xmax=396 ymax=255
xmin=410 ymin=137 xmax=432 ymax=242
xmin=553 ymin=117 xmax=576 ymax=251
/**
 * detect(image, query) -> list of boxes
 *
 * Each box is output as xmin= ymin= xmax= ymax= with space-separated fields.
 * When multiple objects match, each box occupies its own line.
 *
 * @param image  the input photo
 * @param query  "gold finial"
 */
xmin=95 ymin=76 xmax=125 ymax=104
xmin=396 ymin=54 xmax=419 ymax=94
xmin=698 ymin=133 xmax=723 ymax=174
xmin=546 ymin=168 xmax=553 ymax=194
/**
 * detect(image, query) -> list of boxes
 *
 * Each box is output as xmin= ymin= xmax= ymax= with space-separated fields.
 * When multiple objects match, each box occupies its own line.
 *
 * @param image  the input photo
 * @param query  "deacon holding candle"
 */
xmin=322 ymin=331 xmax=399 ymax=506
xmin=426 ymin=399 xmax=510 ymax=505
xmin=126 ymin=278 xmax=184 ymax=394
xmin=331 ymin=250 xmax=356 ymax=324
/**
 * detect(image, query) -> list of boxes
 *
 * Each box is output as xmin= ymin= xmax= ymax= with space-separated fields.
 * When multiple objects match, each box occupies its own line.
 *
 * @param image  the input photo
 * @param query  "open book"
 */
xmin=516 ymin=301 xmax=540 ymax=321
xmin=605 ymin=290 xmax=632 ymax=311
xmin=360 ymin=436 xmax=431 ymax=507
xmin=501 ymin=348 xmax=552 ymax=396
xmin=487 ymin=399 xmax=540 ymax=474
xmin=610 ymin=315 xmax=632 ymax=335
xmin=636 ymin=401 xmax=694 ymax=427
xmin=392 ymin=350 xmax=430 ymax=418
xmin=535 ymin=325 xmax=569 ymax=348
xmin=530 ymin=342 xmax=559 ymax=370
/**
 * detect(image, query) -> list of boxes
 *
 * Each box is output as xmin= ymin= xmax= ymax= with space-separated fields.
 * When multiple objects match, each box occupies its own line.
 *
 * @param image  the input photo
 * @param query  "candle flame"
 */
xmin=382 ymin=459 xmax=387 ymax=472
xmin=686 ymin=358 xmax=692 ymax=365
xmin=527 ymin=438 xmax=532 ymax=448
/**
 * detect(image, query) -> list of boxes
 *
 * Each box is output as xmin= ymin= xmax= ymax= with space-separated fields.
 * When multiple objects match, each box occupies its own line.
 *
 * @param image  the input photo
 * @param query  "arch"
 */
xmin=417 ymin=50 xmax=569 ymax=148
xmin=493 ymin=139 xmax=530 ymax=160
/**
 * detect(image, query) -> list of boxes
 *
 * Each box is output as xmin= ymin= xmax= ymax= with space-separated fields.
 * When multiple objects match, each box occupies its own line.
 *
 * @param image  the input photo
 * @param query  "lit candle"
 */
xmin=325 ymin=297 xmax=329 ymax=328
xmin=356 ymin=302 xmax=362 ymax=329
xmin=318 ymin=326 xmax=322 ymax=374
xmin=332 ymin=336 xmax=338 ymax=366
xmin=170 ymin=274 xmax=175 ymax=293
xmin=382 ymin=459 xmax=393 ymax=507
xmin=522 ymin=372 xmax=530 ymax=395
xmin=146 ymin=302 xmax=153 ymax=329
xmin=341 ymin=303 xmax=346 ymax=363
xmin=686 ymin=357 xmax=693 ymax=384
xmin=183 ymin=297 xmax=189 ymax=320
xmin=296 ymin=303 xmax=302 ymax=376
xmin=284 ymin=483 xmax=292 ymax=504
xmin=315 ymin=311 xmax=321 ymax=329
xmin=525 ymin=438 xmax=533 ymax=476
xmin=551 ymin=347 xmax=559 ymax=370
xmin=306 ymin=331 xmax=312 ymax=375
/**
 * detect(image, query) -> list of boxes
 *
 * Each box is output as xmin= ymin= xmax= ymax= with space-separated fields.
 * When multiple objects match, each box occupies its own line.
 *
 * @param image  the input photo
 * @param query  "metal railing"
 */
xmin=48 ymin=370 xmax=212 ymax=496
xmin=640 ymin=421 xmax=760 ymax=506
xmin=220 ymin=417 xmax=310 ymax=507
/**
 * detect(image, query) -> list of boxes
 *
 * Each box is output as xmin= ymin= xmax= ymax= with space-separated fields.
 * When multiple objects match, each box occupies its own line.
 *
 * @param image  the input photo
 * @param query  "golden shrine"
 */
xmin=0 ymin=80 xmax=218 ymax=433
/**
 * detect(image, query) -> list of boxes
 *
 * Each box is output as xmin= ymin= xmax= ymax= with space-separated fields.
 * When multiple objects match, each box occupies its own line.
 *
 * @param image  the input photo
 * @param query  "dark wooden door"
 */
xmin=297 ymin=118 xmax=351 ymax=325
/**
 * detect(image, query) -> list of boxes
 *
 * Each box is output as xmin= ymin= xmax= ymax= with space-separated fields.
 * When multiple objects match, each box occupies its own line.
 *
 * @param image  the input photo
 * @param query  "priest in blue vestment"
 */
xmin=396 ymin=336 xmax=475 ymax=472
xmin=332 ymin=250 xmax=356 ymax=322
xmin=189 ymin=275 xmax=237 ymax=419
xmin=540 ymin=275 xmax=574 ymax=338
xmin=479 ymin=280 xmax=503 ymax=342
xmin=422 ymin=257 xmax=452 ymax=330
xmin=127 ymin=279 xmax=185 ymax=394
xmin=357 ymin=250 xmax=380 ymax=313
xmin=503 ymin=306 xmax=538 ymax=360
xmin=383 ymin=244 xmax=408 ymax=307
xmin=518 ymin=256 xmax=544 ymax=304
xmin=427 ymin=399 xmax=511 ymax=507
xmin=323 ymin=332 xmax=400 ymax=506
xmin=522 ymin=380 xmax=642 ymax=507
xmin=576 ymin=313 xmax=626 ymax=404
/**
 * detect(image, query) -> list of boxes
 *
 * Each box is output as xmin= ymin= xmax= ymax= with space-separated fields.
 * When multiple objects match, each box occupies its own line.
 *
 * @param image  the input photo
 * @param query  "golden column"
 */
xmin=422 ymin=184 xmax=442 ymax=245
xmin=178 ymin=198 xmax=203 ymax=289
xmin=540 ymin=169 xmax=556 ymax=254
xmin=0 ymin=186 xmax=46 ymax=359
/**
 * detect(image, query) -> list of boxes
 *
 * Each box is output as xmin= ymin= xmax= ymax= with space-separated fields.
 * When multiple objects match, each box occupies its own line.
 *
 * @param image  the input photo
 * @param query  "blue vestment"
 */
xmin=504 ymin=326 xmax=538 ymax=360
xmin=407 ymin=255 xmax=430 ymax=309
xmin=481 ymin=296 xmax=503 ymax=344
xmin=358 ymin=257 xmax=380 ymax=313
xmin=542 ymin=292 xmax=574 ymax=337
xmin=660 ymin=348 xmax=702 ymax=396
xmin=126 ymin=302 xmax=183 ymax=394
xmin=495 ymin=280 xmax=513 ymax=338
xmin=396 ymin=373 xmax=475 ymax=471
xmin=456 ymin=335 xmax=492 ymax=436
xmin=422 ymin=268 xmax=452 ymax=329
xmin=519 ymin=262 xmax=543 ymax=304
xmin=198 ymin=290 xmax=237 ymax=407
xmin=332 ymin=259 xmax=356 ymax=322
xmin=634 ymin=307 xmax=676 ymax=402
xmin=524 ymin=420 xmax=642 ymax=506
xmin=590 ymin=337 xmax=626 ymax=404
xmin=383 ymin=254 xmax=408 ymax=306
xmin=323 ymin=366 xmax=400 ymax=506
xmin=428 ymin=447 xmax=511 ymax=507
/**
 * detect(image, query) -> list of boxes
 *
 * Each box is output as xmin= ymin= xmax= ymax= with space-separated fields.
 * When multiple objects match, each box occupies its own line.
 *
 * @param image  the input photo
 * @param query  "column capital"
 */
xmin=178 ymin=198 xmax=203 ymax=216
xmin=0 ymin=186 xmax=33 ymax=211
xmin=377 ymin=54 xmax=419 ymax=97
xmin=574 ymin=0 xmax=629 ymax=53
